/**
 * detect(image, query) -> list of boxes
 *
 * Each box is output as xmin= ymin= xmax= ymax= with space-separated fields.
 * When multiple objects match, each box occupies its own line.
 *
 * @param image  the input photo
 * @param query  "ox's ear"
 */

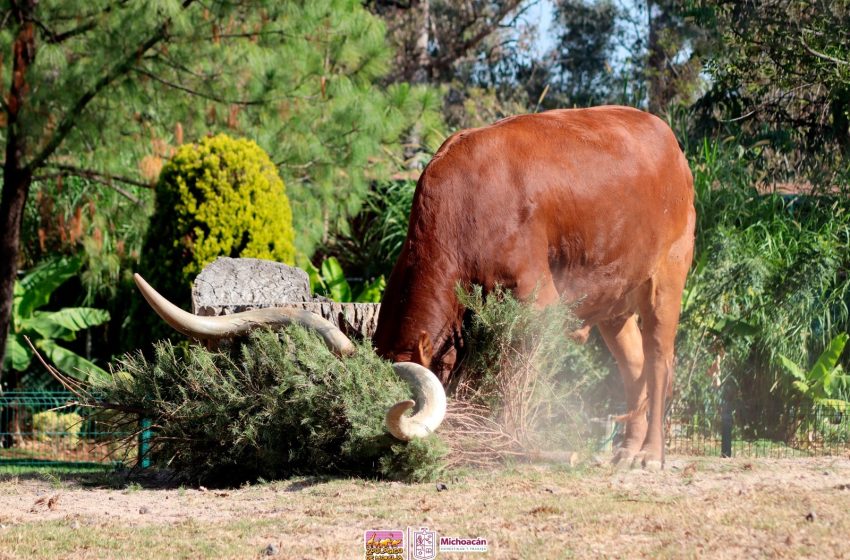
xmin=412 ymin=330 xmax=433 ymax=369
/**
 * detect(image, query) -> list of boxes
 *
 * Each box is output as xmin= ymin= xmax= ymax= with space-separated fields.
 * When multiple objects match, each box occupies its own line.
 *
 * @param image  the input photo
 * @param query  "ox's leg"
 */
xmin=636 ymin=262 xmax=689 ymax=469
xmin=598 ymin=314 xmax=647 ymax=465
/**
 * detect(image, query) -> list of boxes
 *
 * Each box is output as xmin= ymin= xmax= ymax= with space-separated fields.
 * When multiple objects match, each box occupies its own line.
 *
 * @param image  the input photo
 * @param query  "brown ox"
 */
xmin=133 ymin=105 xmax=694 ymax=469
xmin=374 ymin=106 xmax=695 ymax=468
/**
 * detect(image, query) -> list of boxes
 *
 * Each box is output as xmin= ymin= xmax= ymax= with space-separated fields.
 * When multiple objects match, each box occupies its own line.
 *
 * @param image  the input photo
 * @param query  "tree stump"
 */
xmin=192 ymin=257 xmax=381 ymax=340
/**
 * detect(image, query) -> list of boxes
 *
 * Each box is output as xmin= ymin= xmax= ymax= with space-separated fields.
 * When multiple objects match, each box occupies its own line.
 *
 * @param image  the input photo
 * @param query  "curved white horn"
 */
xmin=385 ymin=362 xmax=447 ymax=440
xmin=133 ymin=273 xmax=355 ymax=357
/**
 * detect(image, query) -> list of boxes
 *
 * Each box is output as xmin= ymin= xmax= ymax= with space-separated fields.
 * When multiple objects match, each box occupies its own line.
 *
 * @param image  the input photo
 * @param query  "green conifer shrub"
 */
xmin=94 ymin=327 xmax=447 ymax=485
xmin=443 ymin=286 xmax=609 ymax=466
xmin=147 ymin=133 xmax=295 ymax=277
xmin=130 ymin=134 xmax=295 ymax=348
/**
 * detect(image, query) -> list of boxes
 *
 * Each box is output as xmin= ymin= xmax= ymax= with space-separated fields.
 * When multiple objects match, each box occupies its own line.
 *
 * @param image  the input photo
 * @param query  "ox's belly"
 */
xmin=552 ymin=263 xmax=651 ymax=327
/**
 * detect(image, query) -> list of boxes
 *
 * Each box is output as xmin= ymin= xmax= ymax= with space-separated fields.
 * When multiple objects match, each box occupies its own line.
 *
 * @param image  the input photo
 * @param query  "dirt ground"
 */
xmin=1 ymin=455 xmax=849 ymax=559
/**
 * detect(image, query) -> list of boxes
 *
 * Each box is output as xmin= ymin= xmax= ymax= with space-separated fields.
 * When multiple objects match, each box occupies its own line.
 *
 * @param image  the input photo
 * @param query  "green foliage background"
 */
xmin=0 ymin=0 xmax=445 ymax=253
xmin=4 ymin=257 xmax=109 ymax=383
xmin=687 ymin=0 xmax=850 ymax=156
xmin=0 ymin=0 xmax=448 ymax=383
xmin=673 ymin=137 xmax=850 ymax=433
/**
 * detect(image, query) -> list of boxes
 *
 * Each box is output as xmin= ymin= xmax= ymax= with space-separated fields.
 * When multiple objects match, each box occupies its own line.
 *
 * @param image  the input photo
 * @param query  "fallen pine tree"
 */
xmin=53 ymin=327 xmax=447 ymax=485
xmin=45 ymin=288 xmax=604 ymax=485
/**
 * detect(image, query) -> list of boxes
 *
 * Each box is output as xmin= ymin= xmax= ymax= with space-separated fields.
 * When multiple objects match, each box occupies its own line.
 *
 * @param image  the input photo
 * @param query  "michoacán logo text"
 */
xmin=439 ymin=536 xmax=489 ymax=553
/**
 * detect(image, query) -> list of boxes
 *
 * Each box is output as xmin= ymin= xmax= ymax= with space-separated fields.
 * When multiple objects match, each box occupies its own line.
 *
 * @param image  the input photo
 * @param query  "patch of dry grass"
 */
xmin=1 ymin=457 xmax=849 ymax=559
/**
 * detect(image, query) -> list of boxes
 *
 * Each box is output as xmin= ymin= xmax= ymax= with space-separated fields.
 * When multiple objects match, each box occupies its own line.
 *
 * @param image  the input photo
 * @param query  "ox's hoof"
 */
xmin=642 ymin=458 xmax=663 ymax=471
xmin=633 ymin=449 xmax=664 ymax=470
xmin=611 ymin=448 xmax=638 ymax=469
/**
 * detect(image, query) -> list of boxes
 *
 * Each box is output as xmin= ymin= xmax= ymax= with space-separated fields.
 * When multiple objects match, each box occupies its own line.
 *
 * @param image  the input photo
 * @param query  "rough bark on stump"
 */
xmin=192 ymin=257 xmax=381 ymax=340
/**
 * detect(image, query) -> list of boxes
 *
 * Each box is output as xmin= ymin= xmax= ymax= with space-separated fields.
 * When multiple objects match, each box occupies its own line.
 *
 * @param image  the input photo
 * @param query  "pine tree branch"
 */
xmin=142 ymin=54 xmax=316 ymax=103
xmin=133 ymin=67 xmax=266 ymax=106
xmin=34 ymin=172 xmax=145 ymax=205
xmin=32 ymin=163 xmax=151 ymax=205
xmin=0 ymin=9 xmax=12 ymax=30
xmin=25 ymin=0 xmax=196 ymax=174
xmin=189 ymin=29 xmax=295 ymax=41
xmin=147 ymin=52 xmax=223 ymax=81
xmin=46 ymin=163 xmax=152 ymax=189
xmin=33 ymin=16 xmax=97 ymax=43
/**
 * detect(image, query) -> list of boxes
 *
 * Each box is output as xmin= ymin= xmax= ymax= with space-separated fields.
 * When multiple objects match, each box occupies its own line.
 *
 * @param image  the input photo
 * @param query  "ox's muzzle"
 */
xmin=133 ymin=273 xmax=446 ymax=441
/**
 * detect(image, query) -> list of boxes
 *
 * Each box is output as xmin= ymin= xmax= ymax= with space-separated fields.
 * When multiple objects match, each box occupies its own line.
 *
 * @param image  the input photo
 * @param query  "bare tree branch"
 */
xmin=428 ymin=1 xmax=523 ymax=77
xmin=801 ymin=35 xmax=850 ymax=67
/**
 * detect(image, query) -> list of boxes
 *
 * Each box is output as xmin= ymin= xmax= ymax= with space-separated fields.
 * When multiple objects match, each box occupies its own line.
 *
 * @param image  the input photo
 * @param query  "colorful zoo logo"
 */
xmin=364 ymin=530 xmax=405 ymax=560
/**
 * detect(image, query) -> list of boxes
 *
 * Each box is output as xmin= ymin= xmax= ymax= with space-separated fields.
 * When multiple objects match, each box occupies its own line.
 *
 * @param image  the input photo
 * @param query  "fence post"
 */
xmin=721 ymin=399 xmax=732 ymax=458
xmin=138 ymin=418 xmax=152 ymax=468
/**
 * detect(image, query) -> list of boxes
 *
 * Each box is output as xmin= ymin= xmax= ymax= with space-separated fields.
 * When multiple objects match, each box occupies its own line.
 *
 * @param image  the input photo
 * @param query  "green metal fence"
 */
xmin=666 ymin=403 xmax=850 ymax=458
xmin=3 ymin=390 xmax=848 ymax=468
xmin=0 ymin=391 xmax=135 ymax=467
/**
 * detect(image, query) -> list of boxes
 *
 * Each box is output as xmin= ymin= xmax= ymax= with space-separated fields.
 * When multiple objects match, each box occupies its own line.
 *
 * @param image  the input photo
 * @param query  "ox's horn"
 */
xmin=385 ymin=362 xmax=447 ymax=441
xmin=133 ymin=273 xmax=355 ymax=357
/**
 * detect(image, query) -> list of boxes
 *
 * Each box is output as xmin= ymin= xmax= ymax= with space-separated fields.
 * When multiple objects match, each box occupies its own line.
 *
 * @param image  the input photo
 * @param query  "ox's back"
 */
xmin=375 ymin=106 xmax=694 ymax=370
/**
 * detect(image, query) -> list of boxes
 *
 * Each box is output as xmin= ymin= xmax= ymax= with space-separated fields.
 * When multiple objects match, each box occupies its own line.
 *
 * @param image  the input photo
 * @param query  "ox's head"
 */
xmin=372 ymin=245 xmax=467 ymax=386
xmin=132 ymin=274 xmax=446 ymax=441
xmin=375 ymin=326 xmax=463 ymax=385
xmin=369 ymin=149 xmax=474 ymax=385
